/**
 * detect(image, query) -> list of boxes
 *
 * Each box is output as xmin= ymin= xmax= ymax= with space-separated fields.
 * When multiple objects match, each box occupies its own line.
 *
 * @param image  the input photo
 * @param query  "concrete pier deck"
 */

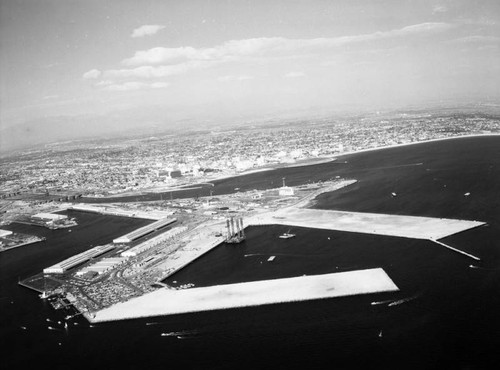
xmin=89 ymin=268 xmax=398 ymax=322
xmin=250 ymin=208 xmax=485 ymax=240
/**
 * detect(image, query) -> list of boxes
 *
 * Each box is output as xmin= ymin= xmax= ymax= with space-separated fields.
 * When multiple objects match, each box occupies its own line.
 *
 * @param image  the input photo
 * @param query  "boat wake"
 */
xmin=370 ymin=299 xmax=394 ymax=306
xmin=388 ymin=294 xmax=420 ymax=307
xmin=469 ymin=265 xmax=500 ymax=270
xmin=161 ymin=330 xmax=199 ymax=338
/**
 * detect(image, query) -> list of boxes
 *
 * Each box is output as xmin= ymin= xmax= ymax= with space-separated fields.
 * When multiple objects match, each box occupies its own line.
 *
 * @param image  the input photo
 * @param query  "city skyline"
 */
xmin=1 ymin=0 xmax=499 ymax=151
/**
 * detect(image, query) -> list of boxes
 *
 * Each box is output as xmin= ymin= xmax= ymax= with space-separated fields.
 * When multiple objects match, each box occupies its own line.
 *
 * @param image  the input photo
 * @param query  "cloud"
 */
xmin=432 ymin=5 xmax=448 ymax=14
xmin=121 ymin=23 xmax=452 ymax=67
xmin=449 ymin=35 xmax=500 ymax=44
xmin=42 ymin=95 xmax=59 ymax=100
xmin=284 ymin=71 xmax=305 ymax=78
xmin=84 ymin=22 xmax=454 ymax=85
xmin=82 ymin=69 xmax=101 ymax=79
xmin=102 ymin=60 xmax=218 ymax=80
xmin=103 ymin=81 xmax=169 ymax=92
xmin=218 ymin=75 xmax=254 ymax=82
xmin=131 ymin=25 xmax=165 ymax=38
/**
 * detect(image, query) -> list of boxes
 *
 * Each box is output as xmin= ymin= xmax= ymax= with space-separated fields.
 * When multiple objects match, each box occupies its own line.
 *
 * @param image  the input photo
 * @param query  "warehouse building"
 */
xmin=113 ymin=218 xmax=176 ymax=244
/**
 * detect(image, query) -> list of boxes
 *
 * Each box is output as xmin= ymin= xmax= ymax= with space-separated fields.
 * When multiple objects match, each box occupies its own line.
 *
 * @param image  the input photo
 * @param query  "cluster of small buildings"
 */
xmin=2 ymin=111 xmax=498 ymax=198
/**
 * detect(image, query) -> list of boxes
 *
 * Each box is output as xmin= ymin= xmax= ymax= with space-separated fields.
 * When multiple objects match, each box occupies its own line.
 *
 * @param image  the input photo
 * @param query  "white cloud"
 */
xmin=131 ymin=25 xmax=165 ymax=38
xmin=121 ymin=23 xmax=452 ymax=67
xmin=103 ymin=81 xmax=169 ymax=92
xmin=95 ymin=80 xmax=113 ymax=86
xmin=82 ymin=69 xmax=101 ymax=79
xmin=42 ymin=94 xmax=59 ymax=100
xmin=284 ymin=71 xmax=305 ymax=78
xmin=218 ymin=75 xmax=254 ymax=82
xmin=432 ymin=5 xmax=448 ymax=14
xmin=103 ymin=60 xmax=218 ymax=80
xmin=84 ymin=22 xmax=453 ymax=86
xmin=449 ymin=35 xmax=500 ymax=44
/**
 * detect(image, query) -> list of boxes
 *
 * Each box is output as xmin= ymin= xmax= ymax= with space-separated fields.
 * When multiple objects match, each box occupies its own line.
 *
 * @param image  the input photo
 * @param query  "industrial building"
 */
xmin=113 ymin=218 xmax=176 ymax=244
xmin=278 ymin=178 xmax=294 ymax=196
xmin=76 ymin=257 xmax=126 ymax=276
xmin=43 ymin=244 xmax=115 ymax=274
xmin=32 ymin=213 xmax=68 ymax=221
xmin=120 ymin=226 xmax=187 ymax=257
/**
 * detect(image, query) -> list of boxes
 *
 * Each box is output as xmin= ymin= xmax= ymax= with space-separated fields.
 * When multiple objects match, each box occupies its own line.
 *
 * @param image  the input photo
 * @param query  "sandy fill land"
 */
xmin=91 ymin=268 xmax=398 ymax=322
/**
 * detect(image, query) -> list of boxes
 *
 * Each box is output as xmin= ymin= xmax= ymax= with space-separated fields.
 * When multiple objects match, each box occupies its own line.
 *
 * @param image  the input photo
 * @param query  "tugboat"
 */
xmin=279 ymin=229 xmax=295 ymax=239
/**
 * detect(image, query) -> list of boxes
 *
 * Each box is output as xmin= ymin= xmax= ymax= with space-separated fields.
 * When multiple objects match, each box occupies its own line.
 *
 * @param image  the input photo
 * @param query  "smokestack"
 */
xmin=226 ymin=219 xmax=231 ymax=239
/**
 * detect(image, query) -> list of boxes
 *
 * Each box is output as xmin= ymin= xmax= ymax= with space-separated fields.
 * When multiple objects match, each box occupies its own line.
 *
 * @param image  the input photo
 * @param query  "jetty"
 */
xmin=250 ymin=208 xmax=485 ymax=241
xmin=89 ymin=268 xmax=399 ymax=322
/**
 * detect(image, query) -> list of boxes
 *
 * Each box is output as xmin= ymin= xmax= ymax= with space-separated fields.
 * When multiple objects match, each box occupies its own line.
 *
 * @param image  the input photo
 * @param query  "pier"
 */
xmin=89 ymin=268 xmax=399 ymax=322
xmin=250 ymin=208 xmax=486 ymax=241
xmin=429 ymin=239 xmax=481 ymax=261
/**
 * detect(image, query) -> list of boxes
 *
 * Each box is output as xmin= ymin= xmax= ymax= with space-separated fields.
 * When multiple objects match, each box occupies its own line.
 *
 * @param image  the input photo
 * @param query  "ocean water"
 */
xmin=1 ymin=136 xmax=500 ymax=369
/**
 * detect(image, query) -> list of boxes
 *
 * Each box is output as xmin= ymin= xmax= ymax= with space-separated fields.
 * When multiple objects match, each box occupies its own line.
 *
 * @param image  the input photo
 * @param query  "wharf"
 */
xmin=89 ymin=268 xmax=399 ymax=322
xmin=0 ymin=236 xmax=46 ymax=253
xmin=155 ymin=222 xmax=226 ymax=281
xmin=250 ymin=208 xmax=486 ymax=241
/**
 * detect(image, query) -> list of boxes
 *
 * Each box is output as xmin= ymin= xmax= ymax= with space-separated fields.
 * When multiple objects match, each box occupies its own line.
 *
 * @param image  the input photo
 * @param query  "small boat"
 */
xmin=464 ymin=192 xmax=470 ymax=197
xmin=391 ymin=192 xmax=397 ymax=197
xmin=279 ymin=230 xmax=295 ymax=239
xmin=20 ymin=326 xmax=27 ymax=330
xmin=378 ymin=330 xmax=383 ymax=338
xmin=267 ymin=256 xmax=276 ymax=262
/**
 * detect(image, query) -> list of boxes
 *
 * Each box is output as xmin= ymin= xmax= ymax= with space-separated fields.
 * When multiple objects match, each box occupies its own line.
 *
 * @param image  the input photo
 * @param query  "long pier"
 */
xmin=429 ymin=239 xmax=481 ymax=261
xmin=89 ymin=268 xmax=399 ymax=322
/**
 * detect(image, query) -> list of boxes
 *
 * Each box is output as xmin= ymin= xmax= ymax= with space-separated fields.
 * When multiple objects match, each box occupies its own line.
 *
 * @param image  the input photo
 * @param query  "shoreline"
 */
xmin=0 ymin=236 xmax=46 ymax=253
xmin=80 ymin=133 xmax=499 ymax=201
xmin=331 ymin=133 xmax=500 ymax=160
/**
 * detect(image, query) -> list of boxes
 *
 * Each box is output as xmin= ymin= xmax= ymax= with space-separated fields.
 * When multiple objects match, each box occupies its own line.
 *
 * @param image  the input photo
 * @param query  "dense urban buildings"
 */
xmin=1 ymin=110 xmax=499 ymax=198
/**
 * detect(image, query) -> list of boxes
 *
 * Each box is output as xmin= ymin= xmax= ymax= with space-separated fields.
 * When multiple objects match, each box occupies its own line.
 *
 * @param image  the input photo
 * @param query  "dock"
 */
xmin=250 ymin=208 xmax=486 ymax=241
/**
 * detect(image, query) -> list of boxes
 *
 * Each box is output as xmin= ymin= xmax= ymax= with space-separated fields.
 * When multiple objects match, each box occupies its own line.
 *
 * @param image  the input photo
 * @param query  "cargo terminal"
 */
xmin=43 ymin=244 xmax=115 ymax=274
xmin=112 ymin=217 xmax=176 ymax=244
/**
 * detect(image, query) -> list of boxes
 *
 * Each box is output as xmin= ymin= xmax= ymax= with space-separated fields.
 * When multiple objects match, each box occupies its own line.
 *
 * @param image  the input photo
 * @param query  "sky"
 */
xmin=1 ymin=0 xmax=499 ymax=150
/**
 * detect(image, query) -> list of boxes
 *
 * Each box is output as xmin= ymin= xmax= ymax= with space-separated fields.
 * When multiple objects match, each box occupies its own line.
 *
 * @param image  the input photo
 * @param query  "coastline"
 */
xmin=330 ymin=133 xmax=500 ymax=160
xmin=80 ymin=133 xmax=499 ymax=201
